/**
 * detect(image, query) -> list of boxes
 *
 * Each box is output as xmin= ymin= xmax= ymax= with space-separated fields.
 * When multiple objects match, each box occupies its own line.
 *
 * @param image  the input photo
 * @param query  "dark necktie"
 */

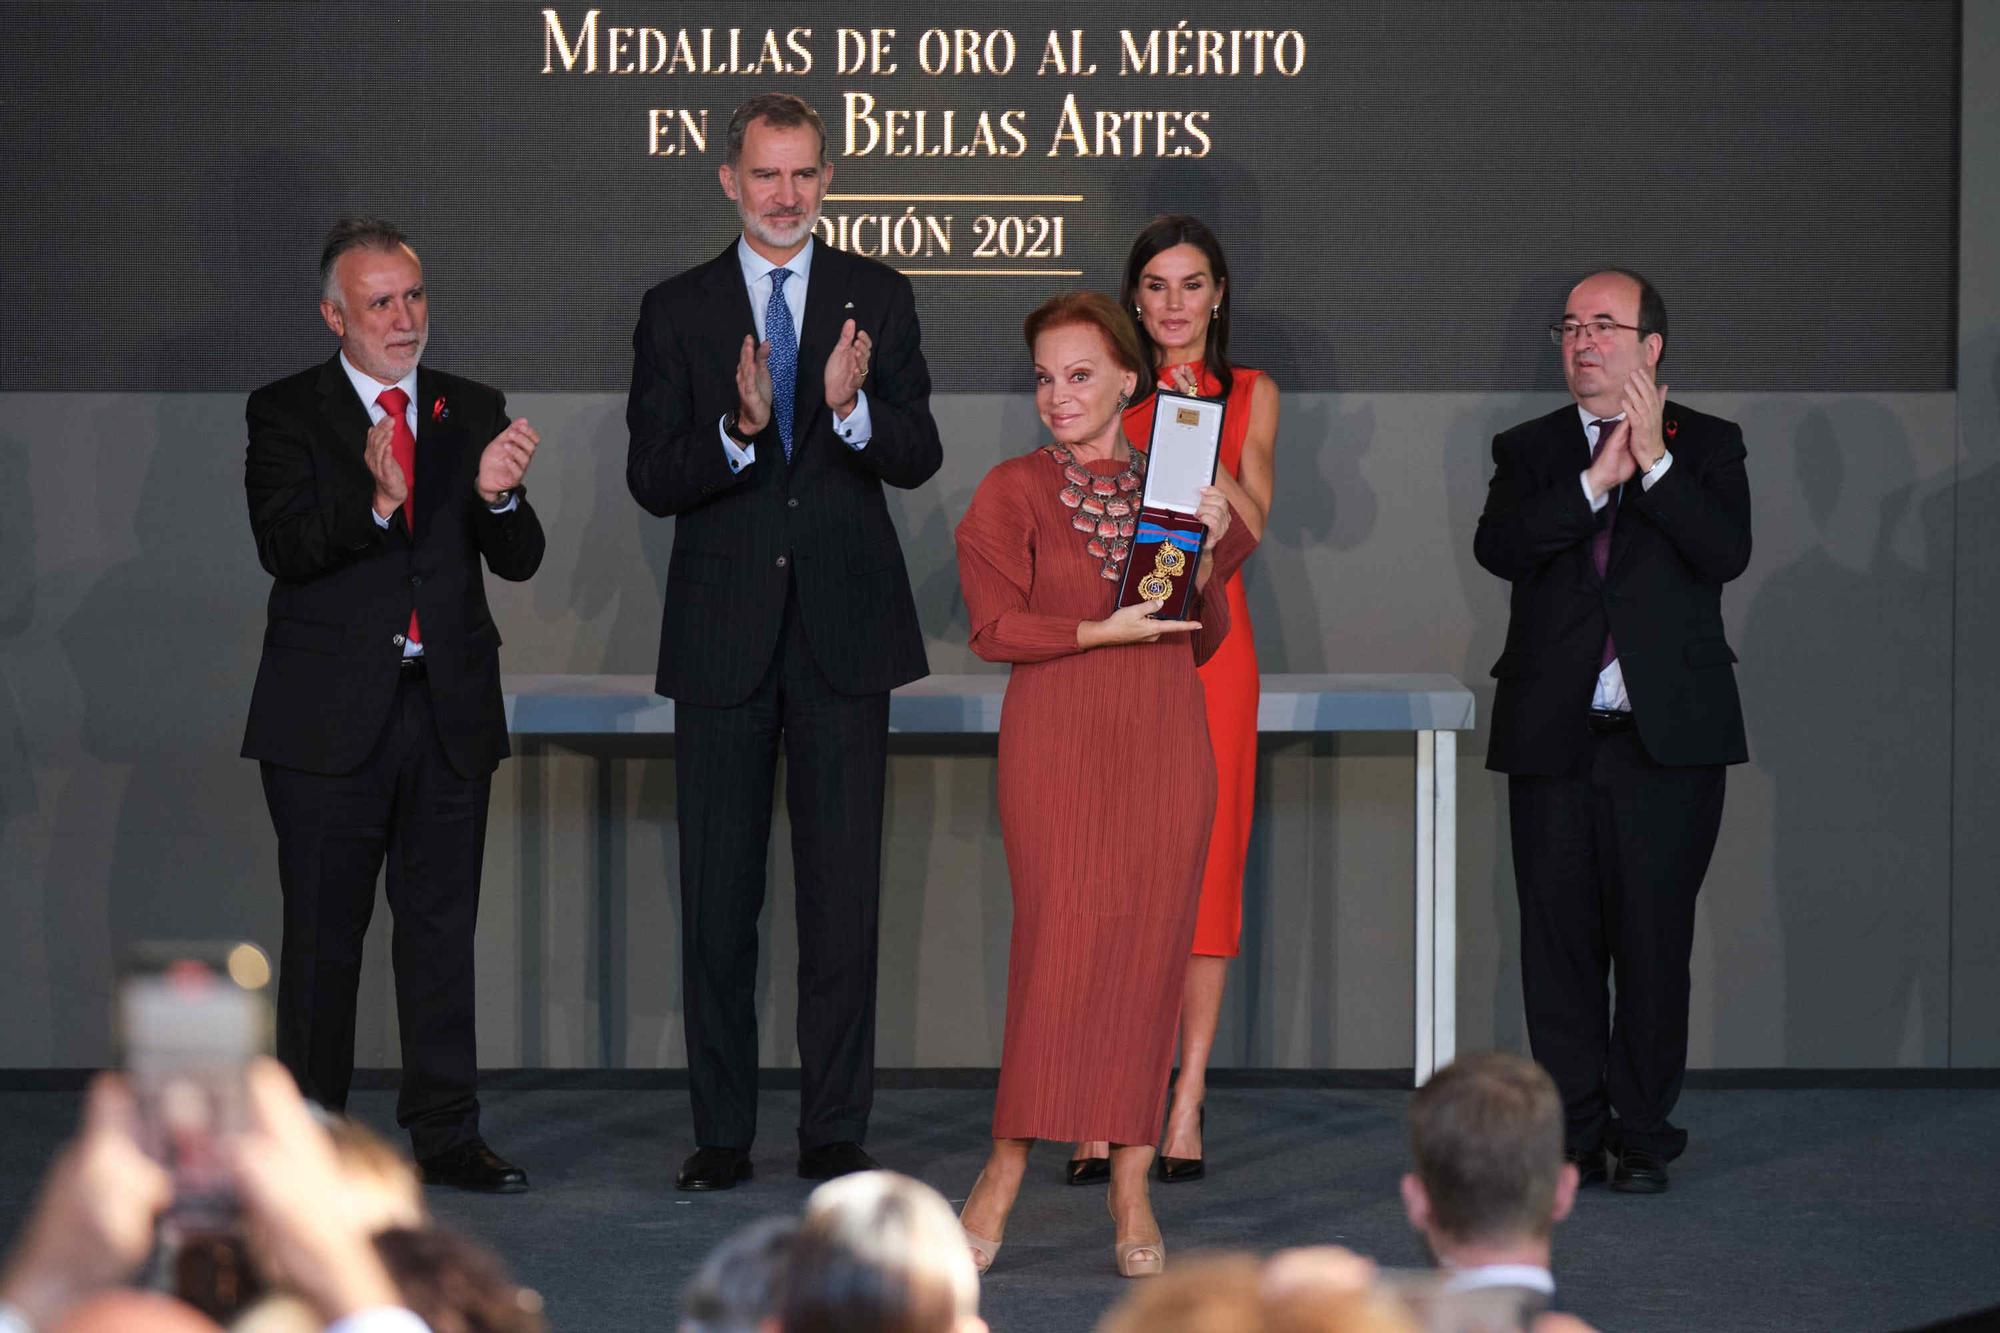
xmin=1589 ymin=418 xmax=1620 ymax=669
xmin=376 ymin=386 xmax=421 ymax=648
xmin=765 ymin=267 xmax=798 ymax=461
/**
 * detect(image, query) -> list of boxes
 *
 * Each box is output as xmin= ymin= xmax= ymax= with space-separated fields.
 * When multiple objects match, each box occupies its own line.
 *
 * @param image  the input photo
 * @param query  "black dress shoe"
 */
xmin=1066 ymin=1155 xmax=1111 ymax=1186
xmin=677 ymin=1146 xmax=753 ymax=1191
xmin=798 ymin=1141 xmax=879 ymax=1181
xmin=1611 ymin=1147 xmax=1670 ymax=1193
xmin=1156 ymin=1106 xmax=1205 ymax=1183
xmin=1565 ymin=1145 xmax=1608 ymax=1188
xmin=419 ymin=1141 xmax=529 ymax=1194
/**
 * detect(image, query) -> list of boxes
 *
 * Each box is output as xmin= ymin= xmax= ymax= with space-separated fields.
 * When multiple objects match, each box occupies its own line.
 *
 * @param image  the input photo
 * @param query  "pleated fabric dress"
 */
xmin=956 ymin=446 xmax=1256 ymax=1145
xmin=1123 ymin=364 xmax=1265 ymax=957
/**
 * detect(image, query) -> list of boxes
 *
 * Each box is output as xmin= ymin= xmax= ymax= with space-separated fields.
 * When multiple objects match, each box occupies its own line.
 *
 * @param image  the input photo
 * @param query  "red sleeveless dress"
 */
xmin=1123 ymin=363 xmax=1262 ymax=958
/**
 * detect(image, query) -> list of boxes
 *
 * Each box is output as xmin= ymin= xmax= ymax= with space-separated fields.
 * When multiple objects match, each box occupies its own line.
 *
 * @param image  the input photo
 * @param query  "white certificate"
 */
xmin=1141 ymin=391 xmax=1224 ymax=514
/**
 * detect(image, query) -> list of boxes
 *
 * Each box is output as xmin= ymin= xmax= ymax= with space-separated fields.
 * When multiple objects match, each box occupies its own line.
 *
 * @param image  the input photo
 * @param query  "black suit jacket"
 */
xmin=626 ymin=240 xmax=941 ymax=707
xmin=1474 ymin=400 xmax=1751 ymax=775
xmin=242 ymin=356 xmax=545 ymax=778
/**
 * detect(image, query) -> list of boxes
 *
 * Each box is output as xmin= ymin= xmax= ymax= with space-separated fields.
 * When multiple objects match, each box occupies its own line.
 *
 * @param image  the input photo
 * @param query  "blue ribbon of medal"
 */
xmin=1135 ymin=522 xmax=1203 ymax=551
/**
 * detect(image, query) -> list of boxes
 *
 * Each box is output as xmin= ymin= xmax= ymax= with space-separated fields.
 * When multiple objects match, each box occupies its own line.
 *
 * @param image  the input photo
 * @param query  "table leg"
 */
xmin=1434 ymin=731 xmax=1457 ymax=1076
xmin=1415 ymin=731 xmax=1436 ymax=1085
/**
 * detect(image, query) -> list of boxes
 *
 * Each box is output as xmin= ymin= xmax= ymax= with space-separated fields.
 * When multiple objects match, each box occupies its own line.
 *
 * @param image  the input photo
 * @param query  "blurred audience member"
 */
xmin=1403 ymin=1053 xmax=1595 ymax=1332
xmin=1 ymin=1074 xmax=179 ymax=1329
xmin=782 ymin=1171 xmax=984 ymax=1333
xmin=1096 ymin=1252 xmax=1415 ymax=1333
xmin=0 ymin=1061 xmax=442 ymax=1333
xmin=679 ymin=1217 xmax=797 ymax=1333
xmin=326 ymin=1118 xmax=426 ymax=1235
xmin=374 ymin=1229 xmax=543 ymax=1333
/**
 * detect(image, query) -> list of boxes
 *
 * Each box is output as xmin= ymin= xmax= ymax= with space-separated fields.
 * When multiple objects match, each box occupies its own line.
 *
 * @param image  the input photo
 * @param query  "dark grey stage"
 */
xmin=3 ymin=1082 xmax=1997 ymax=1332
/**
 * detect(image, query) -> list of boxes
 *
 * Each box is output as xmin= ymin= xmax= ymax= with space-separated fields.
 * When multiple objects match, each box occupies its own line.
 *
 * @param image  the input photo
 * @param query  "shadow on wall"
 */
xmin=1736 ymin=401 xmax=1953 ymax=1066
xmin=0 ymin=437 xmax=35 ymax=827
xmin=49 ymin=396 xmax=275 ymax=1060
xmin=162 ymin=151 xmax=354 ymax=389
xmin=562 ymin=392 xmax=672 ymax=676
xmin=1443 ymin=272 xmax=1577 ymax=1055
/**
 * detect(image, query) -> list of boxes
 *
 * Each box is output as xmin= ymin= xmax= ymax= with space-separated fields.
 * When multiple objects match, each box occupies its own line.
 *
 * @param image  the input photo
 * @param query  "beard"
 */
xmin=740 ymin=201 xmax=818 ymax=251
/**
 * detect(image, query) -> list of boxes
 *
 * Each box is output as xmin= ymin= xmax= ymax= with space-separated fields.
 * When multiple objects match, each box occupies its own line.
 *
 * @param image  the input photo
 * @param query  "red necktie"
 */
xmin=1589 ymin=419 xmax=1619 ymax=669
xmin=375 ymin=387 xmax=421 ymax=648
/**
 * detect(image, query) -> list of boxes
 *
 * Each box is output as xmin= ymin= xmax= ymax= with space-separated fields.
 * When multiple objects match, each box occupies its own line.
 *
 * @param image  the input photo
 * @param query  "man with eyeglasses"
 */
xmin=1473 ymin=268 xmax=1750 ymax=1196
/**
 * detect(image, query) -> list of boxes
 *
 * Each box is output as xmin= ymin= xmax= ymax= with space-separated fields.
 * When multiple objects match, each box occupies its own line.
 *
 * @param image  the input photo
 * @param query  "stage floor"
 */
xmin=3 ymin=1084 xmax=1997 ymax=1331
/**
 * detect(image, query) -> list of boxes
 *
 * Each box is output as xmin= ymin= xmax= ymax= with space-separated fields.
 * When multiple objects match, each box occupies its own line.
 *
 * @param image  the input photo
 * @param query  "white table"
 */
xmin=505 ymin=672 xmax=1475 ymax=1083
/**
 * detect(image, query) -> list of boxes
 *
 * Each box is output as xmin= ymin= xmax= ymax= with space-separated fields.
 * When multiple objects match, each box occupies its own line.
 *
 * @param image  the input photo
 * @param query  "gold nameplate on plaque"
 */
xmin=1175 ymin=407 xmax=1201 ymax=427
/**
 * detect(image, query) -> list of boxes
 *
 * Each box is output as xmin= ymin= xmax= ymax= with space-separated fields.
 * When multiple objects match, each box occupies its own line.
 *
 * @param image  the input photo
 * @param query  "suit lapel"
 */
xmin=707 ymin=241 xmax=758 ymax=350
xmin=315 ymin=354 xmax=373 ymax=453
xmin=413 ymin=366 xmax=454 ymax=541
xmin=1536 ymin=408 xmax=1606 ymax=585
xmin=790 ymin=242 xmax=849 ymax=462
xmin=1605 ymin=401 xmax=1671 ymax=581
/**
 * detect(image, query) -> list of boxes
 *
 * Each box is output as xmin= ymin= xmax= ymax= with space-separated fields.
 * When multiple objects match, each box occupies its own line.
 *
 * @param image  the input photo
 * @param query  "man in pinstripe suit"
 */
xmin=627 ymin=94 xmax=942 ymax=1192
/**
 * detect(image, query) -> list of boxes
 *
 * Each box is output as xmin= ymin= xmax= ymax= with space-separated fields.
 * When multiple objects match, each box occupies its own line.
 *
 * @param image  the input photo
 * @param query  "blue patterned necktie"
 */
xmin=765 ymin=267 xmax=798 ymax=461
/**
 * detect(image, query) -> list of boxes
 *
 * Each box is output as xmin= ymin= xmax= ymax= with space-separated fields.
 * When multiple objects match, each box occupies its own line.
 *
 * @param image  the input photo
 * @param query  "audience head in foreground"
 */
xmin=1403 ymin=1052 xmax=1576 ymax=1266
xmin=782 ymin=1170 xmax=985 ymax=1333
xmin=679 ymin=1216 xmax=798 ymax=1333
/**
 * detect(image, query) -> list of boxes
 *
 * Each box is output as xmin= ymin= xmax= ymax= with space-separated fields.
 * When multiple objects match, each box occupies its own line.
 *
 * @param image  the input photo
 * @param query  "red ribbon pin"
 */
xmin=432 ymin=396 xmax=448 ymax=422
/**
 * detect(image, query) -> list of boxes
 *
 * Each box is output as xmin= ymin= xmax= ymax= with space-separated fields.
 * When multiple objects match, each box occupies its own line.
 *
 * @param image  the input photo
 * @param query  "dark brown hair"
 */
xmin=1408 ymin=1052 xmax=1565 ymax=1245
xmin=1023 ymin=290 xmax=1147 ymax=384
xmin=1121 ymin=214 xmax=1235 ymax=400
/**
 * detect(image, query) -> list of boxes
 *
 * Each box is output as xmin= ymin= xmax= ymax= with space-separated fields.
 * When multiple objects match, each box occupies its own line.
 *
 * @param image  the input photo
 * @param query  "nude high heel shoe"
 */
xmin=1114 ymin=1237 xmax=1166 ymax=1278
xmin=959 ymin=1172 xmax=1003 ymax=1276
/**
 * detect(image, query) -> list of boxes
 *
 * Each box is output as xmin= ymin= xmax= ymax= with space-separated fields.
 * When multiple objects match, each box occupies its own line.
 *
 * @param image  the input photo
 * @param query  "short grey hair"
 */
xmin=725 ymin=93 xmax=827 ymax=167
xmin=787 ymin=1171 xmax=979 ymax=1328
xmin=679 ymin=1216 xmax=797 ymax=1333
xmin=320 ymin=216 xmax=410 ymax=306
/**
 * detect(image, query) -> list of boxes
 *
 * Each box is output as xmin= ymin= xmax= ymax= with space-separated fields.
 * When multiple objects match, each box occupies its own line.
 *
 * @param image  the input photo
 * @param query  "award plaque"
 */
xmin=1116 ymin=391 xmax=1224 ymax=620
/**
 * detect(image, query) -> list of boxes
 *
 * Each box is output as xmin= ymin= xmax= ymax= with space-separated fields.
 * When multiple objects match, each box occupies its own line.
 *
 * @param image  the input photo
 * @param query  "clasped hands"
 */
xmin=366 ymin=415 xmax=542 ymax=517
xmin=1080 ymin=485 xmax=1231 ymax=648
xmin=734 ymin=318 xmax=872 ymax=436
xmin=1584 ymin=370 xmax=1670 ymax=498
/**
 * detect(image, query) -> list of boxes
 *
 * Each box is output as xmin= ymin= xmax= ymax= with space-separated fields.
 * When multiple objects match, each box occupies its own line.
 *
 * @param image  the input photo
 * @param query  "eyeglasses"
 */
xmin=1548 ymin=320 xmax=1648 ymax=346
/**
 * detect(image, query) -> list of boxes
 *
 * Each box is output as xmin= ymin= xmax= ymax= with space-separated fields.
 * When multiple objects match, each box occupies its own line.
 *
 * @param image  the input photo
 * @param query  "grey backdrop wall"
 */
xmin=1 ymin=3 xmax=1994 ymax=1071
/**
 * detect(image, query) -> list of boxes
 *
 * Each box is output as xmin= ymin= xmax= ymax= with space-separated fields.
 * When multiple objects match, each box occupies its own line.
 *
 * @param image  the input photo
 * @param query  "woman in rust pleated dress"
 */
xmin=953 ymin=292 xmax=1254 ymax=1278
xmin=1069 ymin=216 xmax=1279 ymax=1186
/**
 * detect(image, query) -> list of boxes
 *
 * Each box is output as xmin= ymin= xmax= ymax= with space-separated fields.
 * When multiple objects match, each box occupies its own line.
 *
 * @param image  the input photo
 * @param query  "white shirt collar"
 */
xmin=1440 ymin=1263 xmax=1555 ymax=1295
xmin=339 ymin=350 xmax=418 ymax=420
xmin=736 ymin=233 xmax=814 ymax=291
xmin=1576 ymin=404 xmax=1625 ymax=438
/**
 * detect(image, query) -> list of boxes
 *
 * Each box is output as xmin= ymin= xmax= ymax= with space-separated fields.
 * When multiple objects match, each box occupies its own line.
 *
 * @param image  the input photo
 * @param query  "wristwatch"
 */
xmin=724 ymin=413 xmax=757 ymax=447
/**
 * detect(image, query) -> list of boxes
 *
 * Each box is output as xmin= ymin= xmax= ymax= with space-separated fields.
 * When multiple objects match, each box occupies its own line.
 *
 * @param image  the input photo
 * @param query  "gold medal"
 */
xmin=1138 ymin=571 xmax=1174 ymax=601
xmin=1155 ymin=544 xmax=1187 ymax=576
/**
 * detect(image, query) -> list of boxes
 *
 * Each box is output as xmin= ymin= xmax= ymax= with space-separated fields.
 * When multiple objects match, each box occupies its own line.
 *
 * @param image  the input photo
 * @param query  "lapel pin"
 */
xmin=433 ymin=396 xmax=449 ymax=422
xmin=1664 ymin=418 xmax=1678 ymax=439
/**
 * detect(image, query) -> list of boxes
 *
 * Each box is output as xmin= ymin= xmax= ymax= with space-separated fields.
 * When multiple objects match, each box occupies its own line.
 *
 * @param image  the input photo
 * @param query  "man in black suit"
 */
xmin=626 ymin=94 xmax=941 ymax=1191
xmin=1474 ymin=269 xmax=1750 ymax=1194
xmin=243 ymin=218 xmax=545 ymax=1192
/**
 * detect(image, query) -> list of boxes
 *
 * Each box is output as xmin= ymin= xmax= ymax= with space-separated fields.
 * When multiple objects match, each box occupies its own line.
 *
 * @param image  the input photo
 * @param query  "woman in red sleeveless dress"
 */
xmin=1070 ymin=216 xmax=1280 ymax=1185
xmin=953 ymin=293 xmax=1252 ymax=1277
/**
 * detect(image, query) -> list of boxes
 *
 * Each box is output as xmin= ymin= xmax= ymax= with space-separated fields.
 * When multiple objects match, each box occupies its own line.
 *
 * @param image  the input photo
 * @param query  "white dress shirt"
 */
xmin=1576 ymin=407 xmax=1672 ymax=713
xmin=720 ymin=235 xmax=871 ymax=472
xmin=326 ymin=1309 xmax=434 ymax=1333
xmin=344 ymin=352 xmax=515 ymax=658
xmin=1440 ymin=1261 xmax=1557 ymax=1296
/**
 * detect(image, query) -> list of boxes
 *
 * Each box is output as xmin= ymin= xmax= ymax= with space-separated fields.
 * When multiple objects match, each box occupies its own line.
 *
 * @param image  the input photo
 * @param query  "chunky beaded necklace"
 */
xmin=1045 ymin=442 xmax=1145 ymax=581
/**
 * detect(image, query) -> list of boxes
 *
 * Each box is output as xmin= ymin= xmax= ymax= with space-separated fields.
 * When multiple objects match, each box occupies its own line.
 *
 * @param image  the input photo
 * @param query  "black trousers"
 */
xmin=675 ymin=584 xmax=889 ymax=1151
xmin=1508 ymin=724 xmax=1725 ymax=1160
xmin=260 ymin=667 xmax=489 ymax=1159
